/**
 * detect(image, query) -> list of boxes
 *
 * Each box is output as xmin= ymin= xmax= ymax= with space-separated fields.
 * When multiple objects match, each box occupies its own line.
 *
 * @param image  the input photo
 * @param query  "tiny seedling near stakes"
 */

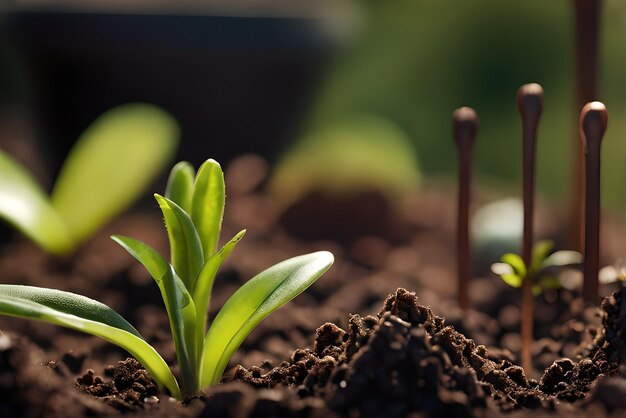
xmin=0 ymin=159 xmax=334 ymax=399
xmin=491 ymin=239 xmax=582 ymax=299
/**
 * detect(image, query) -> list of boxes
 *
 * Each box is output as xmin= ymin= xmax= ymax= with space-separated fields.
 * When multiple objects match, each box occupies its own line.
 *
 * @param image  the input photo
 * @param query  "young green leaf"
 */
xmin=192 ymin=229 xmax=246 ymax=353
xmin=191 ymin=159 xmax=225 ymax=260
xmin=159 ymin=264 xmax=198 ymax=396
xmin=490 ymin=262 xmax=522 ymax=288
xmin=531 ymin=240 xmax=554 ymax=273
xmin=51 ymin=103 xmax=179 ymax=246
xmin=110 ymin=235 xmax=169 ymax=283
xmin=110 ymin=235 xmax=199 ymax=395
xmin=540 ymin=250 xmax=582 ymax=270
xmin=500 ymin=253 xmax=527 ymax=278
xmin=0 ymin=150 xmax=73 ymax=254
xmin=0 ymin=285 xmax=180 ymax=398
xmin=165 ymin=161 xmax=195 ymax=213
xmin=199 ymin=251 xmax=334 ymax=387
xmin=155 ymin=194 xmax=204 ymax=292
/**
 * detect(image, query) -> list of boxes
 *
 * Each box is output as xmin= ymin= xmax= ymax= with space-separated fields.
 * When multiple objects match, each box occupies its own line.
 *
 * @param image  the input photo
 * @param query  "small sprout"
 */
xmin=452 ymin=107 xmax=478 ymax=310
xmin=0 ymin=159 xmax=334 ymax=399
xmin=491 ymin=240 xmax=582 ymax=296
xmin=580 ymin=101 xmax=608 ymax=304
xmin=0 ymin=104 xmax=179 ymax=255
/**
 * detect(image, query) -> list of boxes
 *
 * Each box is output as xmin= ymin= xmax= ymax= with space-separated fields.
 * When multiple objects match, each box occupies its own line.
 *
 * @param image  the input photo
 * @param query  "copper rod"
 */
xmin=570 ymin=0 xmax=602 ymax=252
xmin=517 ymin=83 xmax=544 ymax=374
xmin=580 ymin=101 xmax=607 ymax=304
xmin=453 ymin=107 xmax=478 ymax=310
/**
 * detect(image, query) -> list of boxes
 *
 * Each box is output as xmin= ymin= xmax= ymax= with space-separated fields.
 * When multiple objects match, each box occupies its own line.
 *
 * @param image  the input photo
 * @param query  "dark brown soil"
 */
xmin=231 ymin=287 xmax=626 ymax=417
xmin=1 ymin=155 xmax=626 ymax=417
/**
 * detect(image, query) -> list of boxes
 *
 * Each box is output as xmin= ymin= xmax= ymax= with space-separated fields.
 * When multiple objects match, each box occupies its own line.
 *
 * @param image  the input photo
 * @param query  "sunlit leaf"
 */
xmin=0 ymin=150 xmax=73 ymax=254
xmin=0 ymin=285 xmax=180 ymax=398
xmin=531 ymin=240 xmax=554 ymax=272
xmin=491 ymin=262 xmax=522 ymax=288
xmin=155 ymin=194 xmax=204 ymax=292
xmin=192 ymin=230 xmax=245 ymax=354
xmin=165 ymin=161 xmax=195 ymax=214
xmin=540 ymin=250 xmax=582 ymax=270
xmin=51 ymin=104 xmax=179 ymax=246
xmin=110 ymin=235 xmax=198 ymax=395
xmin=199 ymin=251 xmax=334 ymax=388
xmin=500 ymin=253 xmax=527 ymax=278
xmin=191 ymin=159 xmax=225 ymax=260
xmin=111 ymin=235 xmax=169 ymax=283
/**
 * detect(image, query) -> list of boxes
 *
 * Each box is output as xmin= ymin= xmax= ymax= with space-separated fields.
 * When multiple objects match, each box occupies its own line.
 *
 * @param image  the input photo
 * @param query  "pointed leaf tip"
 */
xmin=191 ymin=159 xmax=225 ymax=260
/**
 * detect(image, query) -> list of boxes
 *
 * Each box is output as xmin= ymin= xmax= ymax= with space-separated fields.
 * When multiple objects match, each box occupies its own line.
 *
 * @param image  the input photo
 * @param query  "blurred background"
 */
xmin=0 ymin=0 xmax=624 ymax=212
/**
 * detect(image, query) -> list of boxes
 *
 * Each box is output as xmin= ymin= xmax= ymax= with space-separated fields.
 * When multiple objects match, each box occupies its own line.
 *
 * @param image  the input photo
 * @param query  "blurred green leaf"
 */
xmin=500 ymin=253 xmax=526 ymax=278
xmin=491 ymin=262 xmax=522 ymax=288
xmin=541 ymin=250 xmax=582 ymax=270
xmin=270 ymin=115 xmax=420 ymax=207
xmin=0 ymin=150 xmax=73 ymax=254
xmin=51 ymin=103 xmax=179 ymax=246
xmin=531 ymin=240 xmax=554 ymax=272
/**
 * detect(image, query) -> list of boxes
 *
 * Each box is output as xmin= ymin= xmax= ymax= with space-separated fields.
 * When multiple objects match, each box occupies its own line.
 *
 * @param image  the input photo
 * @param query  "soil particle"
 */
xmin=77 ymin=358 xmax=159 ymax=410
xmin=313 ymin=323 xmax=346 ymax=356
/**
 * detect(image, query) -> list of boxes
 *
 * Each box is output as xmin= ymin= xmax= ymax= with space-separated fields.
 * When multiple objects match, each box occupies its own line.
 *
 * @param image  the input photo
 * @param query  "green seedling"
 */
xmin=0 ymin=159 xmax=333 ymax=399
xmin=0 ymin=104 xmax=178 ymax=255
xmin=491 ymin=240 xmax=582 ymax=296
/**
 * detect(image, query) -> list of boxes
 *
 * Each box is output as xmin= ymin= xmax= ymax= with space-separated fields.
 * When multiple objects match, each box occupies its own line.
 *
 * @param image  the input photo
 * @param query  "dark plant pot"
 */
xmin=1 ymin=10 xmax=333 ymax=175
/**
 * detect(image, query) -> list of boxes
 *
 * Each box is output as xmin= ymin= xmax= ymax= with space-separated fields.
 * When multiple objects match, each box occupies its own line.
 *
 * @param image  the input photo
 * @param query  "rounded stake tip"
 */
xmin=517 ymin=83 xmax=544 ymax=118
xmin=453 ymin=106 xmax=478 ymax=123
xmin=582 ymin=101 xmax=607 ymax=114
xmin=518 ymin=83 xmax=544 ymax=97
xmin=452 ymin=107 xmax=478 ymax=147
xmin=580 ymin=101 xmax=608 ymax=147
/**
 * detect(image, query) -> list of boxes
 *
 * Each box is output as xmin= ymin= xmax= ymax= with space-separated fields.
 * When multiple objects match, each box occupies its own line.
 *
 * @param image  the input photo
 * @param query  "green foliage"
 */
xmin=0 ymin=104 xmax=179 ymax=255
xmin=270 ymin=115 xmax=420 ymax=206
xmin=0 ymin=284 xmax=180 ymax=398
xmin=490 ymin=240 xmax=582 ymax=295
xmin=0 ymin=159 xmax=334 ymax=399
